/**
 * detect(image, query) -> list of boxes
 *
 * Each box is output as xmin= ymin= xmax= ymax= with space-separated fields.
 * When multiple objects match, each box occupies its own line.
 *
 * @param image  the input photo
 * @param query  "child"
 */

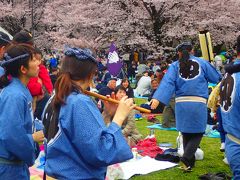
xmin=103 ymin=85 xmax=142 ymax=146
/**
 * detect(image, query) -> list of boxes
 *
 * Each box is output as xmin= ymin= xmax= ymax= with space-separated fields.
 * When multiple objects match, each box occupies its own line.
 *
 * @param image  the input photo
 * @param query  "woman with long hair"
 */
xmin=121 ymin=78 xmax=134 ymax=98
xmin=43 ymin=47 xmax=135 ymax=179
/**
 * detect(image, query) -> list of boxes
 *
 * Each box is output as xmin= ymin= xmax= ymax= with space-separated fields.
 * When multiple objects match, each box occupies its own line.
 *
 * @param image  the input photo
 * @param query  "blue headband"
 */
xmin=64 ymin=47 xmax=97 ymax=64
xmin=176 ymin=42 xmax=192 ymax=52
xmin=1 ymin=53 xmax=30 ymax=67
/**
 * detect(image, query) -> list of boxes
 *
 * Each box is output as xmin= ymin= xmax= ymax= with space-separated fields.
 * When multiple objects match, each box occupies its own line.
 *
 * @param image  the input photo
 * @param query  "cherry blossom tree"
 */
xmin=0 ymin=0 xmax=48 ymax=36
xmin=1 ymin=0 xmax=240 ymax=53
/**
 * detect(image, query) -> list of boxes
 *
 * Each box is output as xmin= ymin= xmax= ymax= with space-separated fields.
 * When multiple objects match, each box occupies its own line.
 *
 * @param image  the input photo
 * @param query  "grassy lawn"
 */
xmin=131 ymin=98 xmax=232 ymax=180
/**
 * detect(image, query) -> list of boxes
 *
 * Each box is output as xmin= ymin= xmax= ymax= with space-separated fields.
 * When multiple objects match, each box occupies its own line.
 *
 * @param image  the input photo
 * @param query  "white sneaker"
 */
xmin=220 ymin=143 xmax=225 ymax=152
xmin=223 ymin=157 xmax=229 ymax=165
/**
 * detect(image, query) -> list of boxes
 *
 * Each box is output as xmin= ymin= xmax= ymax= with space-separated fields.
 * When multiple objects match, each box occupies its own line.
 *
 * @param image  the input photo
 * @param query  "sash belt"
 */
xmin=227 ymin=134 xmax=240 ymax=145
xmin=0 ymin=157 xmax=23 ymax=165
xmin=175 ymin=96 xmax=207 ymax=104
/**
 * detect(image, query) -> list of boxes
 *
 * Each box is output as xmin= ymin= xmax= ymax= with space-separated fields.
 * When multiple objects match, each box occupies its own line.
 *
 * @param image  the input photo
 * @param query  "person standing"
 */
xmin=0 ymin=44 xmax=44 ymax=179
xmin=220 ymin=35 xmax=240 ymax=179
xmin=0 ymin=31 xmax=11 ymax=79
xmin=151 ymin=42 xmax=221 ymax=171
xmin=0 ymin=31 xmax=11 ymax=59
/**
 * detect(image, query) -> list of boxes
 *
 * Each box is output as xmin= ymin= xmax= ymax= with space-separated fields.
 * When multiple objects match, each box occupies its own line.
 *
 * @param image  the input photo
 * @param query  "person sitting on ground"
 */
xmin=97 ymin=66 xmax=111 ymax=89
xmin=162 ymin=96 xmax=176 ymax=128
xmin=121 ymin=78 xmax=134 ymax=98
xmin=98 ymin=78 xmax=117 ymax=96
xmin=103 ymin=85 xmax=142 ymax=146
xmin=135 ymin=70 xmax=151 ymax=97
xmin=140 ymin=78 xmax=165 ymax=113
xmin=152 ymin=61 xmax=160 ymax=73
xmin=137 ymin=61 xmax=149 ymax=75
xmin=97 ymin=78 xmax=117 ymax=111
xmin=155 ymin=68 xmax=165 ymax=84
xmin=127 ymin=61 xmax=137 ymax=80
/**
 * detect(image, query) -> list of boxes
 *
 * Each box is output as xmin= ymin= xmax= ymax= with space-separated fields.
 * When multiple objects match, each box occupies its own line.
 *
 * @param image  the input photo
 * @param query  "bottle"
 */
xmin=132 ymin=147 xmax=138 ymax=160
xmin=149 ymin=128 xmax=155 ymax=137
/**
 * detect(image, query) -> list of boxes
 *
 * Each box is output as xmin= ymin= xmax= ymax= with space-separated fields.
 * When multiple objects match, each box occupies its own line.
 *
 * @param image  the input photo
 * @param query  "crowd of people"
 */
xmin=0 ymin=29 xmax=240 ymax=179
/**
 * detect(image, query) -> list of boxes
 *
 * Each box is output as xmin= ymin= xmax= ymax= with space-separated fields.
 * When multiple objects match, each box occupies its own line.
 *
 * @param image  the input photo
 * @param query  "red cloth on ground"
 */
xmin=27 ymin=64 xmax=53 ymax=96
xmin=133 ymin=137 xmax=163 ymax=158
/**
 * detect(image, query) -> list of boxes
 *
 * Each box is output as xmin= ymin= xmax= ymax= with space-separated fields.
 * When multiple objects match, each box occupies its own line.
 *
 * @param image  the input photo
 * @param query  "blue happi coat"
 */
xmin=153 ymin=55 xmax=221 ymax=133
xmin=45 ymin=91 xmax=133 ymax=179
xmin=0 ymin=78 xmax=35 ymax=180
xmin=220 ymin=59 xmax=240 ymax=179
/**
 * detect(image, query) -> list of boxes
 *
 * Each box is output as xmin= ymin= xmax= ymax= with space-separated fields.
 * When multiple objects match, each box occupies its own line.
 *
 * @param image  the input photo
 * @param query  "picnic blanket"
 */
xmin=30 ymin=167 xmax=43 ymax=180
xmin=204 ymin=129 xmax=220 ymax=138
xmin=147 ymin=124 xmax=177 ymax=131
xmin=147 ymin=124 xmax=220 ymax=138
xmin=30 ymin=150 xmax=176 ymax=180
xmin=106 ymin=156 xmax=177 ymax=180
xmin=204 ymin=125 xmax=220 ymax=138
xmin=30 ymin=147 xmax=45 ymax=180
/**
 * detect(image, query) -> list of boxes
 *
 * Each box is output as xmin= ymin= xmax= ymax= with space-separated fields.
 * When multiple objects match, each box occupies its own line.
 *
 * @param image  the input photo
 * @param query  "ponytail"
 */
xmin=53 ymin=72 xmax=75 ymax=109
xmin=179 ymin=50 xmax=191 ymax=78
xmin=0 ymin=73 xmax=10 ymax=89
xmin=45 ymin=72 xmax=84 ymax=141
xmin=44 ymin=72 xmax=75 ymax=142
xmin=43 ymin=47 xmax=97 ymax=141
xmin=181 ymin=49 xmax=190 ymax=62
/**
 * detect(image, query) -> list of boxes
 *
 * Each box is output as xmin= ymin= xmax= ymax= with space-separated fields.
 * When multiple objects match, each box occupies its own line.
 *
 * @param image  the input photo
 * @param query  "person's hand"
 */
xmin=103 ymin=92 xmax=118 ymax=117
xmin=32 ymin=130 xmax=44 ymax=143
xmin=112 ymin=96 xmax=136 ymax=126
xmin=150 ymin=99 xmax=159 ymax=109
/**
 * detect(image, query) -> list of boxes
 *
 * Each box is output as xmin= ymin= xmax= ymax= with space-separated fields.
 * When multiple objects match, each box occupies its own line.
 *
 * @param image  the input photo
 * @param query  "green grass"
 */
xmin=131 ymin=98 xmax=232 ymax=180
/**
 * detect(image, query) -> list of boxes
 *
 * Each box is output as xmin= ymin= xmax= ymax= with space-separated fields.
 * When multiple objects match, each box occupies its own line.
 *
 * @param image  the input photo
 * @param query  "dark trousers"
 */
xmin=182 ymin=132 xmax=203 ymax=167
xmin=162 ymin=98 xmax=175 ymax=128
